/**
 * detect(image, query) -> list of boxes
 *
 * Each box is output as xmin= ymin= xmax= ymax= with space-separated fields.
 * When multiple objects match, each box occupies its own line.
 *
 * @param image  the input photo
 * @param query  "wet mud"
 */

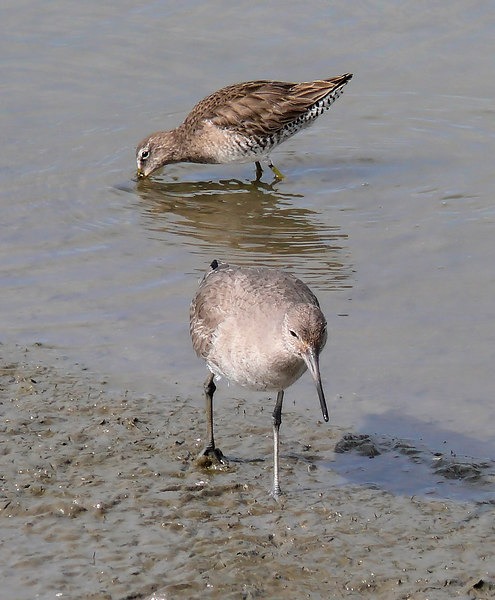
xmin=1 ymin=344 xmax=494 ymax=599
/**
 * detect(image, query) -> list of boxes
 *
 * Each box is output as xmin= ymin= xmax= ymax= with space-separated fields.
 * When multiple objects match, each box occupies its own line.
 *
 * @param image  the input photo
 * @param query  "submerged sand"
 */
xmin=1 ymin=343 xmax=494 ymax=599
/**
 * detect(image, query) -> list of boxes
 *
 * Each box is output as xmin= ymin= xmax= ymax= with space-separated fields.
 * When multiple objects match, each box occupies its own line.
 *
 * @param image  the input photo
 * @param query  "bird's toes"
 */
xmin=269 ymin=486 xmax=284 ymax=502
xmin=196 ymin=446 xmax=228 ymax=468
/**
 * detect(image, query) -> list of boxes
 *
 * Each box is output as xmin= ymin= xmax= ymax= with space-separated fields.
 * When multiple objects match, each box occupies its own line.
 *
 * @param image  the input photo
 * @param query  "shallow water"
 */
xmin=1 ymin=1 xmax=495 ymax=598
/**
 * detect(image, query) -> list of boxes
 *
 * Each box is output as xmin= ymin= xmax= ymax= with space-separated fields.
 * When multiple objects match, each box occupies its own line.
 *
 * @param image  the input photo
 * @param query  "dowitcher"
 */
xmin=137 ymin=73 xmax=352 ymax=179
xmin=189 ymin=260 xmax=328 ymax=498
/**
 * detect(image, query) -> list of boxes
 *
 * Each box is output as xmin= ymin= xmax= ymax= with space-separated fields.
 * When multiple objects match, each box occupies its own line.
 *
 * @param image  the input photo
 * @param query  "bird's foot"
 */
xmin=196 ymin=446 xmax=227 ymax=468
xmin=269 ymin=485 xmax=284 ymax=502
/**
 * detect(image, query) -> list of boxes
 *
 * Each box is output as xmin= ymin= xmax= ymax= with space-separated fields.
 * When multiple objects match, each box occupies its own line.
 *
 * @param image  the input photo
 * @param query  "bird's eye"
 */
xmin=289 ymin=330 xmax=298 ymax=338
xmin=140 ymin=149 xmax=150 ymax=160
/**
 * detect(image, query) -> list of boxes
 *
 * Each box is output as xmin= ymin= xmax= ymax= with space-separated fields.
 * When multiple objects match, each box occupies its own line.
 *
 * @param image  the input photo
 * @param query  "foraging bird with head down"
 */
xmin=189 ymin=260 xmax=329 ymax=498
xmin=137 ymin=73 xmax=352 ymax=180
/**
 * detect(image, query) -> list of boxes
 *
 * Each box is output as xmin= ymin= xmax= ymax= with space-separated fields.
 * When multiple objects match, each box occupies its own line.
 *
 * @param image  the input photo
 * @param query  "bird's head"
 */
xmin=283 ymin=303 xmax=328 ymax=422
xmin=136 ymin=131 xmax=178 ymax=178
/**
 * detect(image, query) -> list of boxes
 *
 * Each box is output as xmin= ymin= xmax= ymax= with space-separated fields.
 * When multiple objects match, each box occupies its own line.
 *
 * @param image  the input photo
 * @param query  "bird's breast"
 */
xmin=207 ymin=324 xmax=307 ymax=391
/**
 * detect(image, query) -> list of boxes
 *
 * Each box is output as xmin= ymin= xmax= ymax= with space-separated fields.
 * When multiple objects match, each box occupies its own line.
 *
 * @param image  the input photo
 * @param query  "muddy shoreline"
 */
xmin=1 ymin=343 xmax=494 ymax=599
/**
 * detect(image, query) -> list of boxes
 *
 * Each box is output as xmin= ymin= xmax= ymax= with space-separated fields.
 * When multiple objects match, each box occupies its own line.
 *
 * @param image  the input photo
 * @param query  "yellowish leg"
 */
xmin=268 ymin=160 xmax=285 ymax=180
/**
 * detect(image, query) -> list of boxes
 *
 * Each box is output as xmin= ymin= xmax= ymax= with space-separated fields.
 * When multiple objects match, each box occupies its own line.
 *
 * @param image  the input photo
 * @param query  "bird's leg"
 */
xmin=201 ymin=372 xmax=225 ymax=464
xmin=270 ymin=390 xmax=284 ymax=499
xmin=255 ymin=161 xmax=263 ymax=180
xmin=268 ymin=159 xmax=285 ymax=181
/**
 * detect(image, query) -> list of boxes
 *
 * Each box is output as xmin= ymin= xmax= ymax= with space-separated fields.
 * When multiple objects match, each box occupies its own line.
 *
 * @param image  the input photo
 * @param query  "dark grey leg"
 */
xmin=201 ymin=372 xmax=225 ymax=463
xmin=271 ymin=390 xmax=284 ymax=498
xmin=255 ymin=161 xmax=263 ymax=180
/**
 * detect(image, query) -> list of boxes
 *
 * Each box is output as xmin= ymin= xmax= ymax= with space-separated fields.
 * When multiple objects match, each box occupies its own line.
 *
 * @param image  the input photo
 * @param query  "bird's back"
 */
xmin=182 ymin=74 xmax=353 ymax=141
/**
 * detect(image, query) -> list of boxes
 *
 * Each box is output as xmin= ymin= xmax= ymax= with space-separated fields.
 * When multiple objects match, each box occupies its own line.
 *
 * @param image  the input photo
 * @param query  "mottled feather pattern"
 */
xmin=203 ymin=75 xmax=352 ymax=139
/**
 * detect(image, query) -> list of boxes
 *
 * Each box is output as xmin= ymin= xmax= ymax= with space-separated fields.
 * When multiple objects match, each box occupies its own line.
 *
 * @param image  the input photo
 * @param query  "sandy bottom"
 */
xmin=1 ymin=343 xmax=494 ymax=600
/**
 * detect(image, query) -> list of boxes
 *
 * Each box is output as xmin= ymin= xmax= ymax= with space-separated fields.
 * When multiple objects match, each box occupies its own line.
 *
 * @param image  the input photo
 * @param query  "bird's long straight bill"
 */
xmin=304 ymin=349 xmax=329 ymax=422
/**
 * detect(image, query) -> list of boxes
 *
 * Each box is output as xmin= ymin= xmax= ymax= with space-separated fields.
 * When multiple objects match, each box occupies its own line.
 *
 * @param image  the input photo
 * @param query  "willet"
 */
xmin=190 ymin=260 xmax=328 ymax=498
xmin=137 ymin=73 xmax=352 ymax=180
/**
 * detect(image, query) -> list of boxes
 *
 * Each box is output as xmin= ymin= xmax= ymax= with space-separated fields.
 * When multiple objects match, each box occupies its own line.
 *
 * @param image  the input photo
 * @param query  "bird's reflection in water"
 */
xmin=132 ymin=176 xmax=353 ymax=291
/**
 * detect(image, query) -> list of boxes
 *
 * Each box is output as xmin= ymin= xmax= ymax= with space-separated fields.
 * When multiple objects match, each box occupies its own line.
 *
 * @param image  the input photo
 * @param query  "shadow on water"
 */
xmin=125 ymin=176 xmax=354 ymax=291
xmin=330 ymin=411 xmax=495 ymax=503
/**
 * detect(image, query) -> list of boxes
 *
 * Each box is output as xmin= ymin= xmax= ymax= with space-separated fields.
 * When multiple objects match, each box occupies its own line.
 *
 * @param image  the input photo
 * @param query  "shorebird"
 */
xmin=137 ymin=73 xmax=352 ymax=179
xmin=189 ymin=260 xmax=329 ymax=498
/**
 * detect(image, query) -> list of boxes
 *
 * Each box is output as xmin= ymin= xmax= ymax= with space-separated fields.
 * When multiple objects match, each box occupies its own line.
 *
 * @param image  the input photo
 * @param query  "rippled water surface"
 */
xmin=1 ymin=1 xmax=495 ymax=598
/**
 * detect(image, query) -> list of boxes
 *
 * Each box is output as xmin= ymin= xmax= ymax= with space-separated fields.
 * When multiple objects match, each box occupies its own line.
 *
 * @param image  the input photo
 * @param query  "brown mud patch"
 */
xmin=1 ymin=343 xmax=494 ymax=599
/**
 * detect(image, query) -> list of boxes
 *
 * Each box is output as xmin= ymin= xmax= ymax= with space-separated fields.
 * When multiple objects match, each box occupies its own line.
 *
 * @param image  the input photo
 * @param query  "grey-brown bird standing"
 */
xmin=190 ymin=260 xmax=329 ymax=498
